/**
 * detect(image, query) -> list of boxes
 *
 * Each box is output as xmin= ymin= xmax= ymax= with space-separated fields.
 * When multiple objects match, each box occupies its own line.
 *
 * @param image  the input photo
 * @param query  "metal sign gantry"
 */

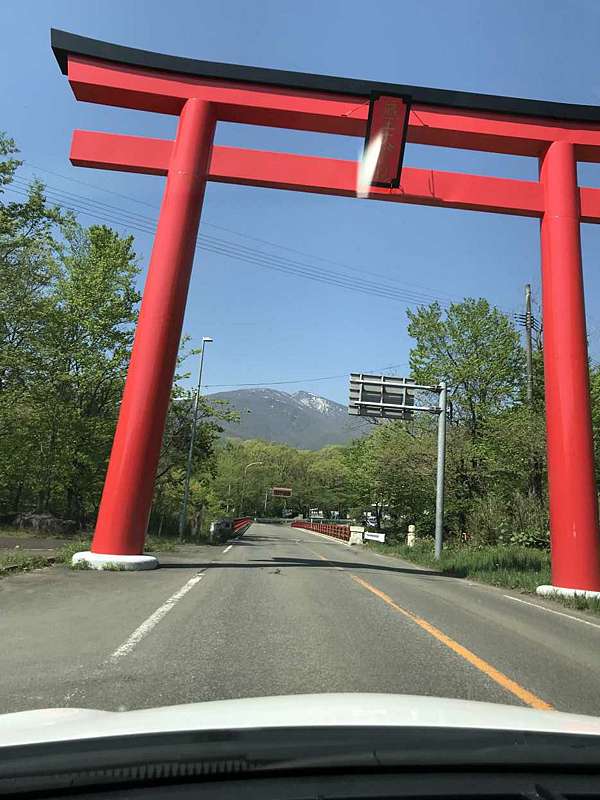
xmin=349 ymin=374 xmax=447 ymax=558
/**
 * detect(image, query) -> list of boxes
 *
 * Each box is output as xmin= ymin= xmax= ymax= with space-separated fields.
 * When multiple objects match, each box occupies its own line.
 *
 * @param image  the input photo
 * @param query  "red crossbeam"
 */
xmin=67 ymin=55 xmax=600 ymax=161
xmin=73 ymin=130 xmax=587 ymax=220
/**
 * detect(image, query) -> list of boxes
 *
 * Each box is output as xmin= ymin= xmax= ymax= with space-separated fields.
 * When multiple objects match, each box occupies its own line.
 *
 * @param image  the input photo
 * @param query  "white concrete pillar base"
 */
xmin=71 ymin=551 xmax=159 ymax=571
xmin=536 ymin=584 xmax=600 ymax=600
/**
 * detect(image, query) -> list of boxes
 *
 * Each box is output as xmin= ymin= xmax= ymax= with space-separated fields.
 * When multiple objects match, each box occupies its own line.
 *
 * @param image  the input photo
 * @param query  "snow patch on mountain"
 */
xmin=293 ymin=391 xmax=339 ymax=415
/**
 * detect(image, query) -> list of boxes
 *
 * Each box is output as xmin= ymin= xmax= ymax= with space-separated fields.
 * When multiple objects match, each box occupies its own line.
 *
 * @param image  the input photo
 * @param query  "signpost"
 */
xmin=349 ymin=374 xmax=417 ymax=419
xmin=265 ymin=487 xmax=293 ymax=515
xmin=271 ymin=487 xmax=293 ymax=498
xmin=364 ymin=531 xmax=386 ymax=543
xmin=349 ymin=373 xmax=448 ymax=558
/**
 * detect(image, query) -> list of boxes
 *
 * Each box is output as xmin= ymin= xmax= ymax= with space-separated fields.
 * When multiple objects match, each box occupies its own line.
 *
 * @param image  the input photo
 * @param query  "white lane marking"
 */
xmin=108 ymin=573 xmax=204 ymax=663
xmin=223 ymin=545 xmax=233 ymax=553
xmin=503 ymin=594 xmax=600 ymax=630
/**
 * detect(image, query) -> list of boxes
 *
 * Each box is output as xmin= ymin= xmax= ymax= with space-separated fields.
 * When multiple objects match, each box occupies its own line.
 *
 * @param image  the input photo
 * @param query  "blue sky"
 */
xmin=3 ymin=0 xmax=600 ymax=403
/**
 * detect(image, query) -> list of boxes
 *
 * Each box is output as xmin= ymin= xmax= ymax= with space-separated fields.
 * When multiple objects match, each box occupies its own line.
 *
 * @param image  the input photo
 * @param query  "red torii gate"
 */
xmin=52 ymin=30 xmax=600 ymax=595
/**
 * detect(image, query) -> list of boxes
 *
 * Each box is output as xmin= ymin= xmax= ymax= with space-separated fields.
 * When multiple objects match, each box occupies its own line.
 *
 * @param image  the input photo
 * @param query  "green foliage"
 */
xmin=144 ymin=535 xmax=180 ymax=553
xmin=344 ymin=419 xmax=436 ymax=530
xmin=0 ymin=215 xmax=140 ymax=524
xmin=0 ymin=134 xmax=232 ymax=537
xmin=55 ymin=538 xmax=92 ymax=564
xmin=0 ymin=550 xmax=51 ymax=576
xmin=209 ymin=438 xmax=356 ymax=521
xmin=589 ymin=364 xmax=600 ymax=484
xmin=0 ymin=132 xmax=21 ymax=191
xmin=407 ymin=299 xmax=524 ymax=435
xmin=465 ymin=491 xmax=549 ymax=549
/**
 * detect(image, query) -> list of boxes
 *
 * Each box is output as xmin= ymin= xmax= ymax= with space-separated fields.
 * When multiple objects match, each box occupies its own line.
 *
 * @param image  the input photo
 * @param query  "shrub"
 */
xmin=465 ymin=494 xmax=511 ymax=546
xmin=508 ymin=492 xmax=549 ymax=549
xmin=465 ymin=491 xmax=548 ymax=549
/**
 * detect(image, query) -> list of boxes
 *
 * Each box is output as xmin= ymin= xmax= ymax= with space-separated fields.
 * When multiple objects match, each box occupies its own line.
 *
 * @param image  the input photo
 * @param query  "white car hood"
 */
xmin=2 ymin=693 xmax=600 ymax=747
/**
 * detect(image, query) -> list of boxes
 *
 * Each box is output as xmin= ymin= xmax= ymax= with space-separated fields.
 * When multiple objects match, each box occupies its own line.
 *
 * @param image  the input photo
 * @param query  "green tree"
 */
xmin=0 ymin=158 xmax=66 ymax=513
xmin=407 ymin=299 xmax=525 ymax=435
xmin=45 ymin=223 xmax=141 ymax=522
xmin=345 ymin=420 xmax=436 ymax=531
xmin=0 ymin=132 xmax=20 ymax=191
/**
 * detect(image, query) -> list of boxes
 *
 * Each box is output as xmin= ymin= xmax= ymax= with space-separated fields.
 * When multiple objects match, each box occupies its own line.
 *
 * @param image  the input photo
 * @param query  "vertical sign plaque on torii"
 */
xmin=364 ymin=94 xmax=411 ymax=188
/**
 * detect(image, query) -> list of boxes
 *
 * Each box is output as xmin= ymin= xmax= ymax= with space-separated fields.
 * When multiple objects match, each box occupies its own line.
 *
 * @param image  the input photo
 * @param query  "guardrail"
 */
xmin=233 ymin=516 xmax=253 ymax=534
xmin=291 ymin=520 xmax=350 ymax=542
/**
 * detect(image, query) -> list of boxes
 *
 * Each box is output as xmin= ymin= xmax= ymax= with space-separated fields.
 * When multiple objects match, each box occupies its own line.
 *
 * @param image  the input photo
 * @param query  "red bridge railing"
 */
xmin=233 ymin=516 xmax=253 ymax=534
xmin=291 ymin=520 xmax=350 ymax=542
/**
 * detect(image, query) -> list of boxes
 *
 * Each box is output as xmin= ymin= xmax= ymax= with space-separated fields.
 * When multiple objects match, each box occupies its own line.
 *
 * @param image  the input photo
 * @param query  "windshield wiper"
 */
xmin=2 ymin=726 xmax=600 ymax=796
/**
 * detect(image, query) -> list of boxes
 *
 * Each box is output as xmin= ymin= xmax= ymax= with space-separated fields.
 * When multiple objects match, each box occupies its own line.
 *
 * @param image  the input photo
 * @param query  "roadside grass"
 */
xmin=55 ymin=538 xmax=92 ymax=565
xmin=557 ymin=594 xmax=600 ymax=615
xmin=56 ymin=535 xmax=181 ymax=569
xmin=0 ymin=531 xmax=185 ymax=577
xmin=367 ymin=539 xmax=600 ymax=616
xmin=0 ymin=550 xmax=52 ymax=577
xmin=367 ymin=540 xmax=550 ymax=589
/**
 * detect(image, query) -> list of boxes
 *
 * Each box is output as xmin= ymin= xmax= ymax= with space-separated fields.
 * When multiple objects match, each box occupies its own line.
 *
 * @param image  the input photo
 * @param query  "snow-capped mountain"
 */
xmin=207 ymin=388 xmax=370 ymax=449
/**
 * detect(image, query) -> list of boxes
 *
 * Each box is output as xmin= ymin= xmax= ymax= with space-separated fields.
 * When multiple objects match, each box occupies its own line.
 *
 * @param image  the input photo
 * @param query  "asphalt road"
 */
xmin=2 ymin=522 xmax=600 ymax=715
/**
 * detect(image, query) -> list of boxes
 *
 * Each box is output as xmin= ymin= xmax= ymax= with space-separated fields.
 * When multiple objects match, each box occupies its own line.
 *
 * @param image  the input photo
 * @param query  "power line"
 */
xmin=22 ymin=162 xmax=458 ymax=302
xmin=7 ymin=179 xmax=522 ymax=318
xmin=7 ymin=179 xmax=452 ymax=307
xmin=202 ymin=363 xmax=409 ymax=389
xmin=7 ymin=184 xmax=427 ymax=304
xmin=12 ymin=176 xmax=448 ymax=304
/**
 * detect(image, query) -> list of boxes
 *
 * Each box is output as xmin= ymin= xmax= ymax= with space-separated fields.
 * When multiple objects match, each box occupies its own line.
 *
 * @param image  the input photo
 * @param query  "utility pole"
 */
xmin=525 ymin=284 xmax=534 ymax=404
xmin=264 ymin=488 xmax=269 ymax=515
xmin=179 ymin=336 xmax=213 ymax=541
xmin=434 ymin=381 xmax=447 ymax=560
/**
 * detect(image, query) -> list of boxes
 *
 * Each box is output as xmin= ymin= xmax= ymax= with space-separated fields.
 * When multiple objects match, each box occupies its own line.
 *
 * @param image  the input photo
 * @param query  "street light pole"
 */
xmin=239 ymin=461 xmax=264 ymax=516
xmin=179 ymin=336 xmax=213 ymax=540
xmin=434 ymin=381 xmax=447 ymax=560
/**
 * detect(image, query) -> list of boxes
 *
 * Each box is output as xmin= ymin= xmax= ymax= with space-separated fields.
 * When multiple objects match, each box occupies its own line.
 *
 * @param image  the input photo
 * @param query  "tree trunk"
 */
xmin=13 ymin=481 xmax=23 ymax=513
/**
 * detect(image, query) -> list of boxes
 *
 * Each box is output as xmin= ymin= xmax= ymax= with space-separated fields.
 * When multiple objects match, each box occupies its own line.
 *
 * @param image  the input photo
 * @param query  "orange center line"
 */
xmin=301 ymin=542 xmax=552 ymax=710
xmin=350 ymin=574 xmax=553 ymax=711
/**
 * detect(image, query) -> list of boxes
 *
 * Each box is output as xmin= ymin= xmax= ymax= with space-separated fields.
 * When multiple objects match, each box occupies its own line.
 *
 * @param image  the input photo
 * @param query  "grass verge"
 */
xmin=367 ymin=539 xmax=600 ymax=616
xmin=0 ymin=550 xmax=52 ymax=577
xmin=1 ymin=532 xmax=185 ymax=577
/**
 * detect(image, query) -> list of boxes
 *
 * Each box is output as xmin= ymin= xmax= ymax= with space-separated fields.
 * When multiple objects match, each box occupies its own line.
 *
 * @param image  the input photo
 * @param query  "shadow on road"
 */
xmin=160 ymin=556 xmax=439 ymax=577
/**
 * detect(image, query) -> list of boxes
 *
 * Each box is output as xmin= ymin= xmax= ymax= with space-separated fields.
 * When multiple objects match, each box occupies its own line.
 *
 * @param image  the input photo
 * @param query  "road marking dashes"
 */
xmin=107 ymin=572 xmax=204 ymax=664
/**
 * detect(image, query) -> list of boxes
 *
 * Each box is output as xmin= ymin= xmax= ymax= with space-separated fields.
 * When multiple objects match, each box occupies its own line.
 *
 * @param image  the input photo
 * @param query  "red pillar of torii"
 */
xmin=52 ymin=30 xmax=600 ymax=594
